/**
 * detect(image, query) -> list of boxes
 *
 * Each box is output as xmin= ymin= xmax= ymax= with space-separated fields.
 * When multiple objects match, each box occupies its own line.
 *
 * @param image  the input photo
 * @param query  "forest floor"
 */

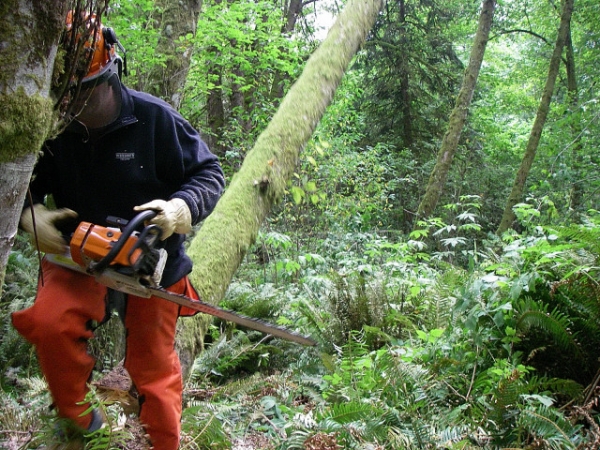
xmin=1 ymin=363 xmax=271 ymax=450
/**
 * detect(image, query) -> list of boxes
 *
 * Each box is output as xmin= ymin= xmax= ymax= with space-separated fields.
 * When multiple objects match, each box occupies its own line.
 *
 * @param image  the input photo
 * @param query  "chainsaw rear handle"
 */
xmin=88 ymin=210 xmax=159 ymax=273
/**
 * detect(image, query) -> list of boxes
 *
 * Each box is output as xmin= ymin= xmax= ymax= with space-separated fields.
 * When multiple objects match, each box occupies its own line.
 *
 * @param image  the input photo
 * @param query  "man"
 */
xmin=12 ymin=14 xmax=225 ymax=449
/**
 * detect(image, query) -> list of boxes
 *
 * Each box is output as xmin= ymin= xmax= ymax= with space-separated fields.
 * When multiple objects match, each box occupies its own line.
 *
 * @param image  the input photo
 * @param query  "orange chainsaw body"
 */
xmin=70 ymin=222 xmax=142 ymax=268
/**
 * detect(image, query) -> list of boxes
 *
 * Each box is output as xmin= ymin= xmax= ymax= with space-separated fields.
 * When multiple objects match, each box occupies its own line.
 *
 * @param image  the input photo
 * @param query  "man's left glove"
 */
xmin=133 ymin=198 xmax=192 ymax=240
xmin=20 ymin=204 xmax=78 ymax=254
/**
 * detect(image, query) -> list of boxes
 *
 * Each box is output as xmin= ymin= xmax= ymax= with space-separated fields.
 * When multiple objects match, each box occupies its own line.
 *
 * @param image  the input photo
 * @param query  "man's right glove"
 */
xmin=133 ymin=198 xmax=192 ymax=241
xmin=20 ymin=204 xmax=78 ymax=254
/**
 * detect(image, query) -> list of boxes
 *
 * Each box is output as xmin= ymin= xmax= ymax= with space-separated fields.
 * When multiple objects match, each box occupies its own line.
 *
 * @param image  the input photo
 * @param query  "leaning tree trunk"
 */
xmin=175 ymin=0 xmax=384 ymax=377
xmin=414 ymin=0 xmax=496 ymax=224
xmin=496 ymin=0 xmax=574 ymax=235
xmin=0 ymin=1 xmax=65 ymax=295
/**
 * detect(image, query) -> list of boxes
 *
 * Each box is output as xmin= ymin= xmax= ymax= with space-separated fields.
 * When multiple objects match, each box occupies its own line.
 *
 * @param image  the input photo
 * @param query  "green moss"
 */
xmin=1 ymin=1 xmax=64 ymax=89
xmin=0 ymin=88 xmax=54 ymax=163
xmin=0 ymin=2 xmax=19 ymax=87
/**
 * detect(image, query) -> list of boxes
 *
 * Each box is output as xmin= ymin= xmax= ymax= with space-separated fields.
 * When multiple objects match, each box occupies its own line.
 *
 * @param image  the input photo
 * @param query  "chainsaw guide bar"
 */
xmin=46 ymin=253 xmax=316 ymax=347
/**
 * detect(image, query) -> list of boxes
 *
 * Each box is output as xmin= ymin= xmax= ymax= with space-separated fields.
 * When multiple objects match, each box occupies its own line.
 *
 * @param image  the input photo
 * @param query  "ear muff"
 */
xmin=103 ymin=27 xmax=128 ymax=78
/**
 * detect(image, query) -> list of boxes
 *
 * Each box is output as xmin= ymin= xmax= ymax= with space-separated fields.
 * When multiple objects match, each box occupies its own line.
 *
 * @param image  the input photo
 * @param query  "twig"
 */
xmin=465 ymin=345 xmax=479 ymax=401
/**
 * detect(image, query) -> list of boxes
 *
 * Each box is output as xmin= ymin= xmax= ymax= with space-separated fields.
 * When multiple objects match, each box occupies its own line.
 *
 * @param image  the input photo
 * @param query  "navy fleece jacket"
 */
xmin=28 ymin=83 xmax=225 ymax=287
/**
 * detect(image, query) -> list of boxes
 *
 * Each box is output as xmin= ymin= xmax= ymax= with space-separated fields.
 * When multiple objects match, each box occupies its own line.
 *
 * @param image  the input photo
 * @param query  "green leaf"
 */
xmin=290 ymin=186 xmax=305 ymax=204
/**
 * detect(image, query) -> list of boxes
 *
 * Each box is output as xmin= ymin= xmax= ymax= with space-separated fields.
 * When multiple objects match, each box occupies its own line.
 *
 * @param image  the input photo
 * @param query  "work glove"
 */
xmin=133 ymin=198 xmax=192 ymax=240
xmin=20 ymin=204 xmax=78 ymax=254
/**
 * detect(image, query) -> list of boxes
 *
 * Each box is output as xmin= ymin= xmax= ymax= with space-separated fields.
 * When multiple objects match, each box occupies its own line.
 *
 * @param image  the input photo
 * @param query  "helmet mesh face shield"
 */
xmin=65 ymin=11 xmax=124 ymax=90
xmin=54 ymin=9 xmax=128 ymax=122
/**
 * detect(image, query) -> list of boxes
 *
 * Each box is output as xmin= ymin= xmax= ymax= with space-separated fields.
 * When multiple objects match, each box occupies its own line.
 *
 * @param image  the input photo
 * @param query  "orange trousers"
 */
xmin=12 ymin=258 xmax=198 ymax=450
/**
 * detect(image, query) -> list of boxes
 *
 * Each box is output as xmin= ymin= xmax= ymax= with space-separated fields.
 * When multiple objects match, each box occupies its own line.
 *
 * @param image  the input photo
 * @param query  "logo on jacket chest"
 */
xmin=115 ymin=152 xmax=135 ymax=161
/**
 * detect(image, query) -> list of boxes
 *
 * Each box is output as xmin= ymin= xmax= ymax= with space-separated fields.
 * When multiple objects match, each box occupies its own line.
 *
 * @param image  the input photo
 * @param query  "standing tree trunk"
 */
xmin=398 ymin=0 xmax=413 ymax=149
xmin=206 ymin=71 xmax=226 ymax=156
xmin=145 ymin=0 xmax=202 ymax=108
xmin=565 ymin=26 xmax=584 ymax=219
xmin=414 ymin=0 xmax=496 ymax=223
xmin=204 ymin=0 xmax=226 ymax=156
xmin=0 ymin=1 xmax=65 ymax=295
xmin=176 ymin=0 xmax=384 ymax=377
xmin=270 ymin=0 xmax=304 ymax=101
xmin=496 ymin=0 xmax=574 ymax=234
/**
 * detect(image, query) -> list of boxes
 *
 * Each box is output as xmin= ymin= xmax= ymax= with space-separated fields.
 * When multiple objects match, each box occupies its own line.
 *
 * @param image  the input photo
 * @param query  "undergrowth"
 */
xmin=2 ymin=207 xmax=600 ymax=448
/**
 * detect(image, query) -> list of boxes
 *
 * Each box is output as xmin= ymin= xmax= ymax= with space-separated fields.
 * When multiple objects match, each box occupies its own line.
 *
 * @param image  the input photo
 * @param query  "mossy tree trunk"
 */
xmin=144 ymin=0 xmax=202 ymax=108
xmin=414 ymin=0 xmax=496 ymax=225
xmin=0 ymin=1 xmax=65 ymax=295
xmin=176 ymin=0 xmax=384 ymax=377
xmin=496 ymin=0 xmax=574 ymax=235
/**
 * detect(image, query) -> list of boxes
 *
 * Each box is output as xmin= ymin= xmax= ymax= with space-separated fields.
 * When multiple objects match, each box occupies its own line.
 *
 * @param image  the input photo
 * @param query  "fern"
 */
xmin=317 ymin=401 xmax=383 ymax=426
xmin=429 ymin=267 xmax=468 ymax=329
xmin=437 ymin=425 xmax=471 ymax=448
xmin=517 ymin=405 xmax=583 ymax=450
xmin=558 ymin=223 xmax=600 ymax=258
xmin=190 ymin=331 xmax=276 ymax=382
xmin=315 ymin=402 xmax=388 ymax=448
xmin=281 ymin=429 xmax=312 ymax=449
xmin=516 ymin=298 xmax=583 ymax=358
xmin=181 ymin=411 xmax=230 ymax=450
xmin=525 ymin=375 xmax=583 ymax=401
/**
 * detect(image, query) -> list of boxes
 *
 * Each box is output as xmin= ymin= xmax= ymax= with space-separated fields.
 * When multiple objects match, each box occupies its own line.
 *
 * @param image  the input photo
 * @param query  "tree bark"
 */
xmin=145 ymin=0 xmax=202 ymax=108
xmin=565 ymin=26 xmax=584 ymax=218
xmin=206 ymin=71 xmax=226 ymax=157
xmin=398 ymin=0 xmax=413 ymax=149
xmin=414 ymin=0 xmax=496 ymax=223
xmin=270 ymin=0 xmax=304 ymax=101
xmin=496 ymin=0 xmax=574 ymax=235
xmin=0 ymin=0 xmax=65 ymax=295
xmin=176 ymin=0 xmax=384 ymax=377
xmin=203 ymin=0 xmax=226 ymax=157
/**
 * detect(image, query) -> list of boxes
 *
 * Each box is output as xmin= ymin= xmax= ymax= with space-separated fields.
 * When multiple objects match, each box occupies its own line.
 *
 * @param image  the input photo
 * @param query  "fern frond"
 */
xmin=516 ymin=299 xmax=582 ymax=357
xmin=317 ymin=400 xmax=382 ymax=426
xmin=517 ymin=405 xmax=583 ymax=450
xmin=431 ymin=268 xmax=468 ymax=328
xmin=215 ymin=372 xmax=265 ymax=398
xmin=410 ymin=418 xmax=436 ymax=448
xmin=181 ymin=412 xmax=230 ymax=449
xmin=526 ymin=375 xmax=583 ymax=401
xmin=558 ymin=225 xmax=600 ymax=259
xmin=283 ymin=429 xmax=312 ymax=449
xmin=387 ymin=425 xmax=416 ymax=449
xmin=438 ymin=425 xmax=470 ymax=448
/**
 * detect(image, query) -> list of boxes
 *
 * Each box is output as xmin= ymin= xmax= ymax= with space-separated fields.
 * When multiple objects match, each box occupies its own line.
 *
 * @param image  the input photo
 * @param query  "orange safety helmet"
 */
xmin=65 ymin=10 xmax=126 ymax=87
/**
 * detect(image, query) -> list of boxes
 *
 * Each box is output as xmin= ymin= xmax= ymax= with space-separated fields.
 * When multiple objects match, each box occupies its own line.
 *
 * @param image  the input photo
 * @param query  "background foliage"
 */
xmin=2 ymin=0 xmax=600 ymax=448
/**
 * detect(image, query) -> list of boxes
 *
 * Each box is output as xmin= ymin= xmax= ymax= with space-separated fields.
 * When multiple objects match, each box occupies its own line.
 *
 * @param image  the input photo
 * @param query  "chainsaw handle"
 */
xmin=88 ymin=210 xmax=157 ymax=273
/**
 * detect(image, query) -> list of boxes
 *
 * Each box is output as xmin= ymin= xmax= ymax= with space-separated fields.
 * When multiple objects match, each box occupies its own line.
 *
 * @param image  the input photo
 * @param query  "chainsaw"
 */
xmin=45 ymin=210 xmax=316 ymax=347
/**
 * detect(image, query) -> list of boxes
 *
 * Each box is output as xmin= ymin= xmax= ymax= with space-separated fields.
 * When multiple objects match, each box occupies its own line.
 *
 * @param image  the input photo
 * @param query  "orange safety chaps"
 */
xmin=12 ymin=258 xmax=198 ymax=450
